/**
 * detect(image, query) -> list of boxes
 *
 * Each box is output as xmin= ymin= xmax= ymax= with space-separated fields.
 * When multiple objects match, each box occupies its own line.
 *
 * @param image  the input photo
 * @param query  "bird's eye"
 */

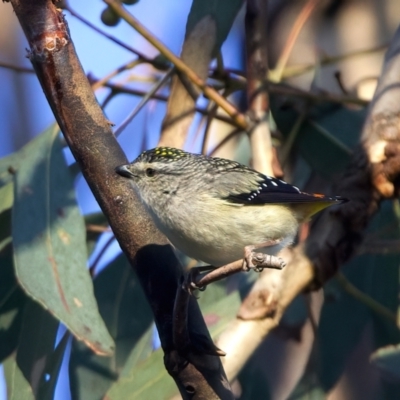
xmin=145 ymin=168 xmax=156 ymax=177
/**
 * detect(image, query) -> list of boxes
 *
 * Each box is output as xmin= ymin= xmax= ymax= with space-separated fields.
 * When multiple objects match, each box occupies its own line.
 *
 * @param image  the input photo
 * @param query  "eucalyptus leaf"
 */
xmin=186 ymin=0 xmax=244 ymax=57
xmin=318 ymin=201 xmax=400 ymax=390
xmin=0 ymin=182 xmax=13 ymax=214
xmin=271 ymin=97 xmax=366 ymax=177
xmin=3 ymin=355 xmax=35 ymax=400
xmin=12 ymin=125 xmax=114 ymax=355
xmin=69 ymin=255 xmax=153 ymax=400
xmin=16 ymin=299 xmax=60 ymax=397
xmin=371 ymin=344 xmax=400 ymax=381
xmin=0 ymin=243 xmax=27 ymax=362
xmin=105 ymin=288 xmax=242 ymax=398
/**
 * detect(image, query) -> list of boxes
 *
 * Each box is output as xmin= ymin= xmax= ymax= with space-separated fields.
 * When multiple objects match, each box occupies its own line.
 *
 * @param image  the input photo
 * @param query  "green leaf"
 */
xmin=237 ymin=356 xmax=271 ymax=400
xmin=16 ymin=299 xmax=60 ymax=397
xmin=105 ymin=348 xmax=177 ymax=400
xmin=12 ymin=125 xmax=114 ymax=355
xmin=0 ymin=183 xmax=13 ymax=252
xmin=3 ymin=355 xmax=35 ymax=400
xmin=105 ymin=286 xmax=242 ymax=398
xmin=371 ymin=344 xmax=400 ymax=380
xmin=318 ymin=261 xmax=375 ymax=390
xmin=117 ymin=326 xmax=154 ymax=380
xmin=288 ymin=383 xmax=326 ymax=400
xmin=69 ymin=255 xmax=153 ymax=400
xmin=0 ymin=243 xmax=27 ymax=362
xmin=0 ymin=182 xmax=13 ymax=214
xmin=186 ymin=0 xmax=244 ymax=57
xmin=199 ymin=283 xmax=242 ymax=338
xmin=318 ymin=201 xmax=400 ymax=391
xmin=271 ymin=99 xmax=365 ymax=177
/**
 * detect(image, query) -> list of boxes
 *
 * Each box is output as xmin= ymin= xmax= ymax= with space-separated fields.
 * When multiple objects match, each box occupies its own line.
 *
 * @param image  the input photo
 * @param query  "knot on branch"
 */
xmin=371 ymin=142 xmax=400 ymax=197
xmin=28 ymin=10 xmax=69 ymax=60
xmin=237 ymin=289 xmax=278 ymax=320
xmin=370 ymin=111 xmax=400 ymax=142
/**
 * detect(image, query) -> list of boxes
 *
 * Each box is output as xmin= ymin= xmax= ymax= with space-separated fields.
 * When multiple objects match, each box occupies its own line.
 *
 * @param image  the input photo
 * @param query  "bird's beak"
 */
xmin=115 ymin=164 xmax=136 ymax=178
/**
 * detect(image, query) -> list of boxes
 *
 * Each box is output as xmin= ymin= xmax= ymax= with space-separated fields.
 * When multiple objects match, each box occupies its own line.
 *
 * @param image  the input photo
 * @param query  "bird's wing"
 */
xmin=207 ymin=159 xmax=343 ymax=205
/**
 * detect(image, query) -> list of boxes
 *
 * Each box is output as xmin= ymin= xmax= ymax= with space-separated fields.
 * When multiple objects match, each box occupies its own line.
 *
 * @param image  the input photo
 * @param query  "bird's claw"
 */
xmin=243 ymin=250 xmax=286 ymax=271
xmin=183 ymin=268 xmax=207 ymax=295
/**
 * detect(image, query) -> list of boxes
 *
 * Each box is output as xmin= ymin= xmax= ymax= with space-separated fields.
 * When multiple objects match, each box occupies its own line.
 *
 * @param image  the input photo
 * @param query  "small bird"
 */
xmin=116 ymin=147 xmax=345 ymax=270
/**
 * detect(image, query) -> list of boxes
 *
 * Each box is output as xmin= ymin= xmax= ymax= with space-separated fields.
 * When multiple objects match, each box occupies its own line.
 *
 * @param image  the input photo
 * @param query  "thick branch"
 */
xmin=8 ymin=1 xmax=232 ymax=398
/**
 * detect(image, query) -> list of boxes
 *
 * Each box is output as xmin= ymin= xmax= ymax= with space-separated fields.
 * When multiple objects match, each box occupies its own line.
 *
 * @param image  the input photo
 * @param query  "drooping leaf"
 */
xmin=105 ymin=347 xmax=177 ymax=400
xmin=0 ymin=243 xmax=27 ymax=362
xmin=371 ymin=344 xmax=400 ymax=381
xmin=105 ymin=288 xmax=242 ymax=398
xmin=69 ymin=254 xmax=153 ymax=400
xmin=186 ymin=0 xmax=244 ymax=57
xmin=16 ymin=299 xmax=60 ymax=397
xmin=12 ymin=125 xmax=114 ymax=355
xmin=198 ymin=282 xmax=242 ymax=337
xmin=288 ymin=383 xmax=326 ymax=400
xmin=0 ymin=182 xmax=13 ymax=214
xmin=3 ymin=355 xmax=35 ymax=400
xmin=237 ymin=355 xmax=271 ymax=400
xmin=318 ymin=201 xmax=400 ymax=391
xmin=271 ymin=98 xmax=366 ymax=178
xmin=0 ymin=183 xmax=13 ymax=252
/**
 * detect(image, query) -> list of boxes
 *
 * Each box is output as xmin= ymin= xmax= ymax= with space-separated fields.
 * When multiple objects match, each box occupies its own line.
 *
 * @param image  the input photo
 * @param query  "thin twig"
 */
xmin=281 ymin=43 xmax=388 ymax=80
xmin=102 ymin=81 xmax=239 ymax=126
xmin=64 ymin=4 xmax=152 ymax=62
xmin=114 ymin=68 xmax=174 ymax=136
xmin=104 ymin=0 xmax=251 ymax=131
xmin=271 ymin=0 xmax=320 ymax=82
xmin=208 ymin=128 xmax=243 ymax=157
xmin=336 ymin=272 xmax=397 ymax=324
xmin=91 ymin=59 xmax=142 ymax=92
xmin=86 ymin=224 xmax=111 ymax=233
xmin=211 ymin=70 xmax=369 ymax=106
xmin=280 ymin=111 xmax=307 ymax=167
xmin=89 ymin=235 xmax=115 ymax=276
xmin=0 ymin=61 xmax=35 ymax=73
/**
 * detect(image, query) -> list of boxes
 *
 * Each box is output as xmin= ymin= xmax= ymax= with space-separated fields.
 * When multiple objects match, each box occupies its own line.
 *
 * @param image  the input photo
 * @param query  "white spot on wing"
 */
xmin=271 ymin=181 xmax=278 ymax=186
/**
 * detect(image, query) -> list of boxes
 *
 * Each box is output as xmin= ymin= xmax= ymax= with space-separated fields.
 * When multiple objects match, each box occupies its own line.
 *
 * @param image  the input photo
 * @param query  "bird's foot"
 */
xmin=184 ymin=265 xmax=214 ymax=294
xmin=243 ymin=243 xmax=286 ymax=272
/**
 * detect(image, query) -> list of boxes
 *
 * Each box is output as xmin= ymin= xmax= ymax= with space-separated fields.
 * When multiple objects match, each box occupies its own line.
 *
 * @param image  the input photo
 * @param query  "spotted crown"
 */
xmin=136 ymin=147 xmax=189 ymax=163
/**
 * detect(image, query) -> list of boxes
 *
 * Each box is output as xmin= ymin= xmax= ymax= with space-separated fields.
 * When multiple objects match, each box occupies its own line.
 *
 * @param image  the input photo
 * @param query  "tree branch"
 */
xmin=104 ymin=0 xmax=251 ymax=133
xmin=8 ymin=1 xmax=233 ymax=398
xmin=217 ymin=24 xmax=400 ymax=382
